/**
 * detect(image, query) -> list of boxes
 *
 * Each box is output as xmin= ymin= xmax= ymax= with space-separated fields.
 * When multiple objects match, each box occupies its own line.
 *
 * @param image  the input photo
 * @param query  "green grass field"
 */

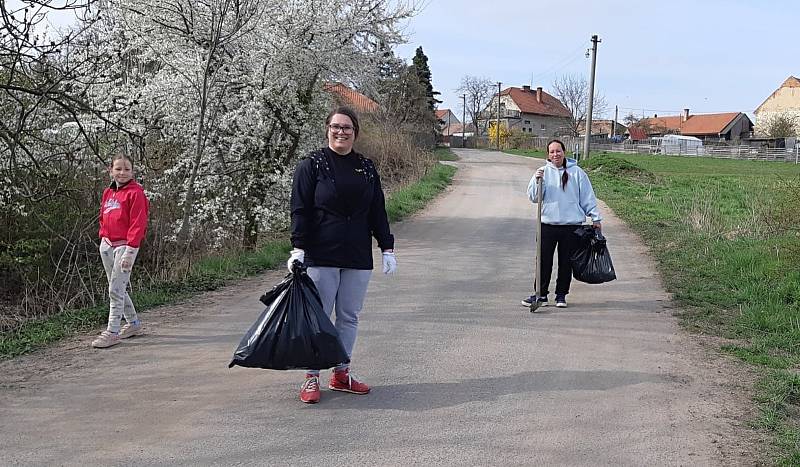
xmin=575 ymin=151 xmax=800 ymax=464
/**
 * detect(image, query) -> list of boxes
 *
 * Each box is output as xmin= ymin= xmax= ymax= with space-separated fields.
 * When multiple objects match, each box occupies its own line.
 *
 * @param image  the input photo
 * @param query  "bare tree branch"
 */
xmin=456 ymin=75 xmax=491 ymax=136
xmin=551 ymin=73 xmax=607 ymax=137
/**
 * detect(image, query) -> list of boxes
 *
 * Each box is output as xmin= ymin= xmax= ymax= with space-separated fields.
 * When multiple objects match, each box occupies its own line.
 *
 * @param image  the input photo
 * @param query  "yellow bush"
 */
xmin=488 ymin=121 xmax=512 ymax=148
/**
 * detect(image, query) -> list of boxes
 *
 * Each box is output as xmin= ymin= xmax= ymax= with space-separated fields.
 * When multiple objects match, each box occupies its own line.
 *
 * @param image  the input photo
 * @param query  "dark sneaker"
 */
xmin=555 ymin=295 xmax=567 ymax=308
xmin=521 ymin=295 xmax=548 ymax=307
xmin=299 ymin=376 xmax=321 ymax=404
xmin=329 ymin=369 xmax=370 ymax=395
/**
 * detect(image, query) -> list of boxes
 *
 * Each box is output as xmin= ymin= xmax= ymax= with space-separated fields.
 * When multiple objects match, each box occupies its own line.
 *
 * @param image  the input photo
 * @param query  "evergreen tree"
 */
xmin=411 ymin=46 xmax=441 ymax=111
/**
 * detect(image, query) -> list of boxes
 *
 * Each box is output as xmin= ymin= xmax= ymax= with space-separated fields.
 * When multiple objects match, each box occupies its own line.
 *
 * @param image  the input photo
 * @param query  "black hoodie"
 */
xmin=290 ymin=148 xmax=394 ymax=269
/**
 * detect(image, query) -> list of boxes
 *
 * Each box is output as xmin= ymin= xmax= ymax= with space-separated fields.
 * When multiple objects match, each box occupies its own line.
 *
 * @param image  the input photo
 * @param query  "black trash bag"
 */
xmin=570 ymin=226 xmax=617 ymax=284
xmin=228 ymin=261 xmax=350 ymax=370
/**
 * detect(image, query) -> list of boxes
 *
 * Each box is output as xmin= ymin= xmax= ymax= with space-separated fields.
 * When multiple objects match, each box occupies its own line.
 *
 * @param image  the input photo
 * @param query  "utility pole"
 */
xmin=447 ymin=109 xmax=451 ymax=146
xmin=473 ymin=96 xmax=478 ymax=134
xmin=612 ymin=105 xmax=618 ymax=138
xmin=461 ymin=94 xmax=467 ymax=148
xmin=583 ymin=34 xmax=601 ymax=160
xmin=496 ymin=81 xmax=502 ymax=151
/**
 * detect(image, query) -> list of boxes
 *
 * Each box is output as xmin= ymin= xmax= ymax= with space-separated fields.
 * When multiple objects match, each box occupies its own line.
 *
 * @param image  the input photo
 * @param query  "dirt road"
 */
xmin=0 ymin=149 xmax=758 ymax=465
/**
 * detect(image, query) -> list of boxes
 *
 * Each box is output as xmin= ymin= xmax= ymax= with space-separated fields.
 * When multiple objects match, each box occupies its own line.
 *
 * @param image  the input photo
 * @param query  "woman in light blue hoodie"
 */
xmin=522 ymin=139 xmax=602 ymax=308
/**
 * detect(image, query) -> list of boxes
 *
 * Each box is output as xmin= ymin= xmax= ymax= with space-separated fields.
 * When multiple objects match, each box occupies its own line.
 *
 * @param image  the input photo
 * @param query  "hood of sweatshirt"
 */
xmin=546 ymin=158 xmax=578 ymax=170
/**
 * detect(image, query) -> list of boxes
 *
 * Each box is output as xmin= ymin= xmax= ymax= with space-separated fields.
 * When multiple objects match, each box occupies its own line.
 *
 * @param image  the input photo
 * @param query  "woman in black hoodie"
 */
xmin=288 ymin=106 xmax=396 ymax=404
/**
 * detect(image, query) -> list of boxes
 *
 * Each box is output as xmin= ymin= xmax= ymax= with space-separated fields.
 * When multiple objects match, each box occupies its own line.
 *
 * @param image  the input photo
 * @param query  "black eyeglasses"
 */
xmin=328 ymin=124 xmax=355 ymax=134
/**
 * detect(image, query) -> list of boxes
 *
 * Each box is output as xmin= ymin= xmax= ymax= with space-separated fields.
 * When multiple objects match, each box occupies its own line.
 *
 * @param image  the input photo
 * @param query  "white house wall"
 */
xmin=487 ymin=95 xmax=571 ymax=136
xmin=755 ymin=85 xmax=800 ymax=136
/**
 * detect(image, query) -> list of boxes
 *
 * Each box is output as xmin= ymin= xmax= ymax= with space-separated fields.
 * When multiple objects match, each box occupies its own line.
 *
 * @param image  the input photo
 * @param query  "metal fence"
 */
xmin=596 ymin=142 xmax=800 ymax=163
xmin=453 ymin=135 xmax=800 ymax=164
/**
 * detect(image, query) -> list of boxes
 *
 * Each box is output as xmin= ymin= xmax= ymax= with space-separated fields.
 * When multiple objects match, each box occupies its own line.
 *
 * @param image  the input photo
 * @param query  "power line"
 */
xmin=534 ymin=43 xmax=587 ymax=84
xmin=617 ymin=106 xmax=759 ymax=115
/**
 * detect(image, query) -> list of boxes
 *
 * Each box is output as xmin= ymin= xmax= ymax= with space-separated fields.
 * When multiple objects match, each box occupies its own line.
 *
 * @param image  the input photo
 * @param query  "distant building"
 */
xmin=626 ymin=127 xmax=649 ymax=142
xmin=481 ymin=85 xmax=571 ymax=137
xmin=637 ymin=109 xmax=752 ymax=141
xmin=576 ymin=119 xmax=627 ymax=138
xmin=754 ymin=76 xmax=800 ymax=136
xmin=323 ymin=82 xmax=379 ymax=114
xmin=435 ymin=108 xmax=461 ymax=136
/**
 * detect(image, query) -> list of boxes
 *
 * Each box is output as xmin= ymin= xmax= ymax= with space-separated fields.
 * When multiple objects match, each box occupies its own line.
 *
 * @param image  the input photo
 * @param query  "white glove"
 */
xmin=382 ymin=251 xmax=397 ymax=274
xmin=119 ymin=246 xmax=138 ymax=273
xmin=287 ymin=248 xmax=305 ymax=272
xmin=534 ymin=167 xmax=545 ymax=179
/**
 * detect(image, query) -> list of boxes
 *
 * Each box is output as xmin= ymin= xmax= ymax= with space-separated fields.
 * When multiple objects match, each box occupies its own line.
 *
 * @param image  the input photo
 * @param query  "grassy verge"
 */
xmin=0 ymin=161 xmax=457 ymax=359
xmin=504 ymin=148 xmax=545 ymax=159
xmin=577 ymin=151 xmax=800 ymax=464
xmin=434 ymin=146 xmax=459 ymax=161
xmin=386 ymin=162 xmax=457 ymax=222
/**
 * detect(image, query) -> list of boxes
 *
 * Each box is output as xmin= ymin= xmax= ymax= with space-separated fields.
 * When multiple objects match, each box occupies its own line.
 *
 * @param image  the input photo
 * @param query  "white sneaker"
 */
xmin=91 ymin=330 xmax=120 ymax=348
xmin=119 ymin=321 xmax=143 ymax=339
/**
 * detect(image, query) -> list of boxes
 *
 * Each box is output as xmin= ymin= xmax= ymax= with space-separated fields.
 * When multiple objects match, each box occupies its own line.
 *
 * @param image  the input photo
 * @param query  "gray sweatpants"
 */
xmin=306 ymin=266 xmax=372 ymax=375
xmin=99 ymin=239 xmax=139 ymax=333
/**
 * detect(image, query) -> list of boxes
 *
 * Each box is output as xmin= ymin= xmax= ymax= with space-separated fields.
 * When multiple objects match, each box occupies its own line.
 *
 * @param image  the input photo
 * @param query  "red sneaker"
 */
xmin=299 ymin=376 xmax=320 ymax=404
xmin=328 ymin=369 xmax=370 ymax=395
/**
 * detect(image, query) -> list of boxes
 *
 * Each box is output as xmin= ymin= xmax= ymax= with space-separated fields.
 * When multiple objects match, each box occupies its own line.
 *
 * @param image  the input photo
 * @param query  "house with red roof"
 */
xmin=481 ymin=85 xmax=571 ymax=137
xmin=435 ymin=108 xmax=461 ymax=136
xmin=435 ymin=109 xmax=460 ymax=125
xmin=636 ymin=109 xmax=752 ymax=141
xmin=323 ymin=82 xmax=379 ymax=114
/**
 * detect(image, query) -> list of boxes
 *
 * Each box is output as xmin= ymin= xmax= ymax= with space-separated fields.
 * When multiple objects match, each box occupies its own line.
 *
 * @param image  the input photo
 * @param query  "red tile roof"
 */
xmin=680 ymin=112 xmax=740 ymax=135
xmin=640 ymin=115 xmax=683 ymax=132
xmin=639 ymin=112 xmax=742 ymax=136
xmin=435 ymin=109 xmax=449 ymax=120
xmin=627 ymin=127 xmax=648 ymax=141
xmin=323 ymin=82 xmax=379 ymax=113
xmin=505 ymin=87 xmax=571 ymax=118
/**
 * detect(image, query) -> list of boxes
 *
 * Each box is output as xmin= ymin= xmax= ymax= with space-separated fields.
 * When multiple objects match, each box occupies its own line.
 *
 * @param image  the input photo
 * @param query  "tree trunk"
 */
xmin=176 ymin=49 xmax=215 ymax=246
xmin=242 ymin=208 xmax=258 ymax=249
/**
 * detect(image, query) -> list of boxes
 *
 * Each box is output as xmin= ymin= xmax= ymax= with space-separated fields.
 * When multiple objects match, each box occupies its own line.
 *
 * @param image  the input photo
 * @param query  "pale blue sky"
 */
xmin=396 ymin=0 xmax=795 ymax=120
xmin=13 ymin=0 xmax=794 ymax=121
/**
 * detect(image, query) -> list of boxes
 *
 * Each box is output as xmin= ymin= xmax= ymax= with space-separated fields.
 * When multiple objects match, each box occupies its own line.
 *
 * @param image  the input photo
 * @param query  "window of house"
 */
xmin=524 ymin=120 xmax=530 ymax=124
xmin=540 ymin=123 xmax=546 ymax=130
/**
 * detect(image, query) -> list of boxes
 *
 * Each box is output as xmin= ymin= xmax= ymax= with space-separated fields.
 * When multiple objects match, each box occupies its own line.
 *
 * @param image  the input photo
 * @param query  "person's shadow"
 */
xmin=314 ymin=369 xmax=676 ymax=411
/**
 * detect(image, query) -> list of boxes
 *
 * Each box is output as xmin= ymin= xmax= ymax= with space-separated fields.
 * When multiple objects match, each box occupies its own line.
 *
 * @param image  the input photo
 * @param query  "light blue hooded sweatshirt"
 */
xmin=526 ymin=158 xmax=602 ymax=225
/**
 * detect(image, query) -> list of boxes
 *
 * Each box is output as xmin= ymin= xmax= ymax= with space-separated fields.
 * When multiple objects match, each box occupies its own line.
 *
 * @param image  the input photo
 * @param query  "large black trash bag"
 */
xmin=228 ymin=261 xmax=350 ymax=370
xmin=571 ymin=226 xmax=617 ymax=284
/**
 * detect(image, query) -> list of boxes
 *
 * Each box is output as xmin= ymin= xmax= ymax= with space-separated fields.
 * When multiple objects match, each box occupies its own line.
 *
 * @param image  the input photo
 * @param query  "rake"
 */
xmin=530 ymin=176 xmax=543 ymax=313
